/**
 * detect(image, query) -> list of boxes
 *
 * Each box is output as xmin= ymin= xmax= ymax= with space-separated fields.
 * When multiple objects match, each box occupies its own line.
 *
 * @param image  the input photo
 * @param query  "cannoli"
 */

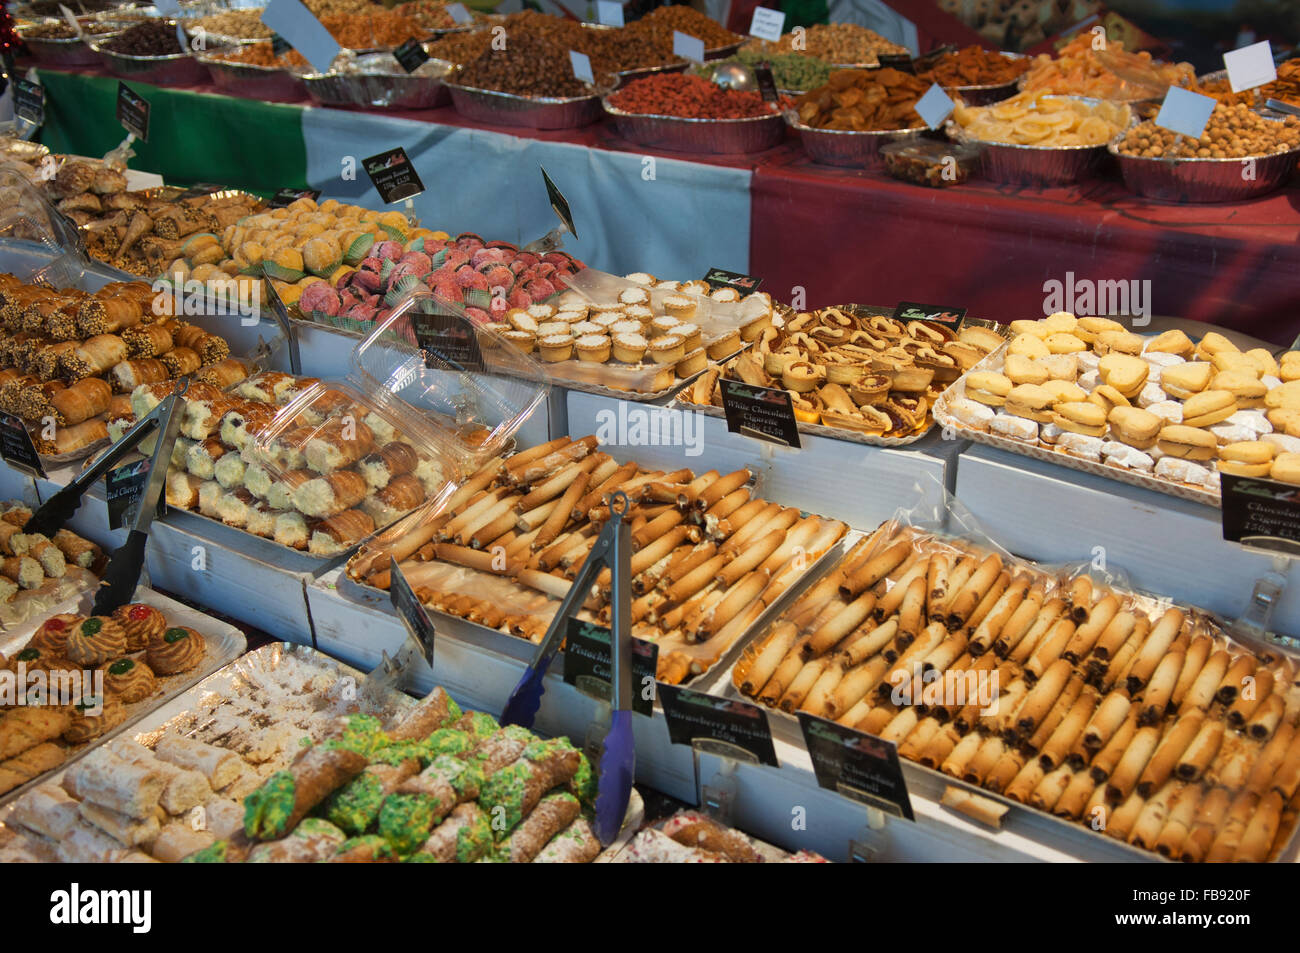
xmin=62 ymin=748 xmax=164 ymax=819
xmin=243 ymin=745 xmax=368 ymax=841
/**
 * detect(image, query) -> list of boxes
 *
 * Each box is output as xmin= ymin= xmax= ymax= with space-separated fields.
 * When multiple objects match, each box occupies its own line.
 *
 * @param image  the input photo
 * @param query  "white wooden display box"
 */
xmin=955 ymin=444 xmax=1300 ymax=638
xmin=307 ymin=571 xmax=1135 ymax=863
xmin=565 ymin=391 xmax=962 ymax=530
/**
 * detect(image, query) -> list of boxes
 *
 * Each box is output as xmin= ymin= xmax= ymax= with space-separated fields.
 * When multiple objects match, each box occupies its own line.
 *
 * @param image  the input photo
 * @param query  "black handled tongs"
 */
xmin=91 ymin=380 xmax=188 ymax=614
xmin=499 ymin=491 xmax=635 ymax=844
xmin=23 ymin=383 xmax=183 ymax=539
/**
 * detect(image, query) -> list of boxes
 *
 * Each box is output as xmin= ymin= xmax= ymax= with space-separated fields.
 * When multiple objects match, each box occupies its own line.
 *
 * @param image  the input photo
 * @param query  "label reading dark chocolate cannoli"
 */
xmin=658 ymin=683 xmax=779 ymax=767
xmin=389 ymin=556 xmax=434 ymax=666
xmin=562 ymin=619 xmax=656 ymax=716
xmin=720 ymin=377 xmax=801 ymax=449
xmin=1221 ymin=473 xmax=1300 ymax=556
xmin=116 ymin=81 xmax=150 ymax=143
xmin=363 ymin=147 xmax=425 ymax=204
xmin=0 ymin=412 xmax=44 ymax=478
xmin=797 ymin=712 xmax=915 ymax=821
xmin=105 ymin=457 xmax=151 ymax=531
xmin=892 ymin=300 xmax=966 ymax=330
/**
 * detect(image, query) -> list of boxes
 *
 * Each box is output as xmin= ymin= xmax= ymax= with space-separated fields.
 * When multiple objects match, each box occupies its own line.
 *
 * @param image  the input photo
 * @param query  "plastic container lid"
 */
xmin=0 ymin=160 xmax=90 ymax=288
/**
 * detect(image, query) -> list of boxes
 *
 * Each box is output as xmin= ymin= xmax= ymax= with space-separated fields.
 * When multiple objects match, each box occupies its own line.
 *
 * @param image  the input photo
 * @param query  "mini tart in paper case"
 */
xmin=535 ymin=321 xmax=570 ymax=338
xmin=612 ymin=332 xmax=648 ymax=363
xmin=648 ymin=334 xmax=686 ymax=365
xmin=571 ymin=321 xmax=603 ymax=337
xmin=618 ymin=287 xmax=649 ymax=307
xmin=575 ymin=334 xmax=611 ymax=363
xmin=148 ymin=625 xmax=206 ymax=675
xmin=654 ymin=279 xmax=680 ymax=292
xmin=709 ymin=286 xmax=740 ymax=303
xmin=112 ymin=602 xmax=166 ymax=653
xmin=505 ymin=310 xmax=537 ymax=333
xmin=676 ymin=348 xmax=707 ymax=377
xmin=663 ymin=295 xmax=697 ymax=320
xmin=672 ymin=323 xmax=703 ymax=351
xmin=706 ymin=329 xmax=741 ymax=361
xmin=592 ymin=311 xmax=625 ymax=330
xmin=679 ymin=280 xmax=711 ymax=296
xmin=526 ymin=303 xmax=556 ymax=321
xmin=64 ymin=693 xmax=125 ymax=744
xmin=849 ymin=373 xmax=891 ymax=407
xmin=502 ymin=330 xmax=536 ymax=354
xmin=102 ymin=656 xmax=157 ymax=703
xmin=554 ymin=309 xmax=588 ymax=324
xmin=611 ymin=319 xmax=644 ymax=337
xmin=537 ymin=335 xmax=574 ymax=363
xmin=1218 ymin=440 xmax=1276 ymax=477
xmin=651 ymin=316 xmax=681 ymax=336
xmin=624 ymin=272 xmax=656 ymax=286
xmin=624 ymin=304 xmax=653 ymax=324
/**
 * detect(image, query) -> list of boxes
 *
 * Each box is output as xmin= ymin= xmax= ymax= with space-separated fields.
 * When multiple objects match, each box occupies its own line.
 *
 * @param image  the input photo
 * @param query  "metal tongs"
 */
xmin=23 ymin=383 xmax=183 ymax=538
xmin=500 ymin=491 xmax=634 ymax=845
xmin=91 ymin=380 xmax=188 ymax=614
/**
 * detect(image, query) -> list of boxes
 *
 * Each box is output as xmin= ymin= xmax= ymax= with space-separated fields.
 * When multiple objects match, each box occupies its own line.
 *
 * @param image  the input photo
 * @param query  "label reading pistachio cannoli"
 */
xmin=0 ymin=412 xmax=44 ymax=478
xmin=562 ymin=619 xmax=656 ymax=717
xmin=797 ymin=713 xmax=915 ymax=821
xmin=720 ymin=378 xmax=800 ymax=449
xmin=1220 ymin=473 xmax=1300 ymax=556
xmin=105 ymin=458 xmax=151 ymax=531
xmin=658 ymin=683 xmax=779 ymax=767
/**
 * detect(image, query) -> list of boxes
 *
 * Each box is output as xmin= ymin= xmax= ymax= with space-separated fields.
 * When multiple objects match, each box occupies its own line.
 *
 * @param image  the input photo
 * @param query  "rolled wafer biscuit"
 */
xmin=1137 ymin=712 xmax=1203 ymax=797
xmin=1106 ymin=726 xmax=1161 ymax=801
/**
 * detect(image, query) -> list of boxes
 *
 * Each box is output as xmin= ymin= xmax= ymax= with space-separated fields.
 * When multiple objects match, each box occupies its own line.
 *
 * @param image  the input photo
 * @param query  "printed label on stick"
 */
xmin=14 ymin=80 xmax=44 ymax=126
xmin=798 ymin=712 xmax=915 ymax=821
xmin=105 ymin=458 xmax=151 ymax=531
xmin=116 ymin=82 xmax=149 ymax=142
xmin=389 ymin=557 xmax=435 ymax=666
xmin=892 ymin=300 xmax=966 ymax=330
xmin=363 ymin=147 xmax=426 ymax=204
xmin=0 ymin=412 xmax=44 ymax=478
xmin=659 ymin=683 xmax=779 ymax=766
xmin=720 ymin=378 xmax=801 ymax=449
xmin=1221 ymin=473 xmax=1300 ymax=557
xmin=562 ymin=619 xmax=656 ymax=716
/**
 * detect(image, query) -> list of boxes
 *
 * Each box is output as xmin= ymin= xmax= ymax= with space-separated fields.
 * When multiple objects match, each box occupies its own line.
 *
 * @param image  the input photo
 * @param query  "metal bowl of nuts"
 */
xmin=787 ymin=114 xmax=927 ymax=168
xmin=444 ymin=81 xmax=602 ymax=129
xmin=17 ymin=17 xmax=127 ymax=66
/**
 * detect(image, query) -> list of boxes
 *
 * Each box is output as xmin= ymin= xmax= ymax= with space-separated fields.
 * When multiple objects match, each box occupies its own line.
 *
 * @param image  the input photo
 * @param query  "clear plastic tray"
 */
xmin=0 ymin=164 xmax=91 ymax=289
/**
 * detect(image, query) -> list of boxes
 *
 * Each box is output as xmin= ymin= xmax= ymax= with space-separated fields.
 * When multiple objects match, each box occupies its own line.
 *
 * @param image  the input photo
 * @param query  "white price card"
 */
xmin=673 ymin=30 xmax=705 ymax=64
xmin=446 ymin=2 xmax=472 ymax=24
xmin=596 ymin=0 xmax=624 ymax=27
xmin=570 ymin=50 xmax=594 ymax=84
xmin=154 ymin=0 xmax=180 ymax=15
xmin=1223 ymin=40 xmax=1275 ymax=93
xmin=748 ymin=7 xmax=785 ymax=42
xmin=261 ymin=0 xmax=341 ymax=73
xmin=915 ymin=82 xmax=955 ymax=130
xmin=57 ymin=4 xmax=81 ymax=35
xmin=1155 ymin=86 xmax=1216 ymax=139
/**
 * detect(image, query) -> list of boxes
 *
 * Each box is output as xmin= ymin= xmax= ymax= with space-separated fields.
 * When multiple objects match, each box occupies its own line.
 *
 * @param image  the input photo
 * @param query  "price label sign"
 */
xmin=720 ymin=377 xmax=801 ymax=449
xmin=116 ymin=82 xmax=150 ymax=142
xmin=260 ymin=0 xmax=342 ymax=74
xmin=362 ymin=147 xmax=425 ymax=204
xmin=892 ymin=300 xmax=966 ymax=330
xmin=569 ymin=50 xmax=594 ymax=84
xmin=394 ymin=37 xmax=430 ymax=73
xmin=702 ymin=266 xmax=762 ymax=293
xmin=562 ymin=619 xmax=657 ymax=716
xmin=748 ymin=6 xmax=785 ymax=42
xmin=1155 ymin=86 xmax=1216 ymax=139
xmin=673 ymin=30 xmax=705 ymax=64
xmin=878 ymin=52 xmax=916 ymax=73
xmin=540 ymin=165 xmax=576 ymax=239
xmin=0 ymin=412 xmax=44 ymax=478
xmin=915 ymin=82 xmax=955 ymax=130
xmin=411 ymin=306 xmax=485 ymax=373
xmin=798 ymin=712 xmax=915 ymax=821
xmin=754 ymin=64 xmax=778 ymax=103
xmin=445 ymin=2 xmax=471 ymax=24
xmin=105 ymin=458 xmax=151 ymax=532
xmin=389 ymin=556 xmax=435 ymax=666
xmin=1223 ymin=40 xmax=1275 ymax=93
xmin=596 ymin=0 xmax=623 ymax=27
xmin=13 ymin=79 xmax=44 ymax=127
xmin=1221 ymin=474 xmax=1300 ymax=557
xmin=268 ymin=187 xmax=322 ymax=207
xmin=658 ymin=683 xmax=779 ymax=766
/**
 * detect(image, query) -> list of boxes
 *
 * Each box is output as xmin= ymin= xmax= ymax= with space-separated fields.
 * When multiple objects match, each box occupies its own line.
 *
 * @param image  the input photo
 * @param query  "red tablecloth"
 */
xmin=750 ymin=146 xmax=1300 ymax=345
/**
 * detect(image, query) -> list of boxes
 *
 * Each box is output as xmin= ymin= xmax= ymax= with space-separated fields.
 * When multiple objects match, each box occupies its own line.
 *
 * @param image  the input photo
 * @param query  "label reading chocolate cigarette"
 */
xmin=269 ymin=187 xmax=322 ymax=208
xmin=1220 ymin=473 xmax=1300 ymax=557
xmin=13 ymin=79 xmax=44 ymax=127
xmin=389 ymin=556 xmax=435 ymax=667
xmin=658 ymin=683 xmax=779 ymax=767
xmin=797 ymin=712 xmax=916 ymax=821
xmin=562 ymin=619 xmax=656 ymax=716
xmin=720 ymin=377 xmax=801 ymax=449
xmin=363 ymin=146 xmax=425 ymax=204
xmin=892 ymin=300 xmax=966 ymax=330
xmin=116 ymin=81 xmax=150 ymax=143
xmin=411 ymin=304 xmax=485 ymax=373
xmin=702 ymin=267 xmax=763 ymax=293
xmin=0 ymin=412 xmax=44 ymax=479
xmin=105 ymin=458 xmax=151 ymax=532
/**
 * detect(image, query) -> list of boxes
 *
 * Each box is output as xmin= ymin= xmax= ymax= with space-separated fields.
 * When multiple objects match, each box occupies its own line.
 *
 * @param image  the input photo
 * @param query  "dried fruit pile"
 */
xmin=795 ymin=68 xmax=929 ymax=131
xmin=609 ymin=73 xmax=783 ymax=119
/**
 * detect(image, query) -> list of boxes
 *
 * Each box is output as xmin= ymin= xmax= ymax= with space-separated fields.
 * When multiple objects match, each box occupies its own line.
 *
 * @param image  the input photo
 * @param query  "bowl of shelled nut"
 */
xmin=1109 ymin=101 xmax=1300 ymax=202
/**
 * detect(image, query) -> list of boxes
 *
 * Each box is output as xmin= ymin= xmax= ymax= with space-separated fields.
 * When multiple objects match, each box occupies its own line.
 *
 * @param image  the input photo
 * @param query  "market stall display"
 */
xmin=347 ymin=434 xmax=848 ymax=684
xmin=196 ymin=44 xmax=310 ymax=103
xmin=1197 ymin=59 xmax=1300 ymax=109
xmin=0 ymin=587 xmax=245 ymax=800
xmin=0 ymin=501 xmax=102 ymax=627
xmin=0 ymin=646 xmax=609 ymax=862
xmin=732 ymin=523 xmax=1300 ymax=862
xmin=1019 ymin=35 xmax=1194 ymax=102
xmin=17 ymin=17 xmax=126 ymax=67
xmin=91 ymin=19 xmax=209 ymax=87
xmin=299 ymin=50 xmax=454 ymax=110
xmin=740 ymin=23 xmax=905 ymax=67
xmin=934 ymin=312 xmax=1300 ymax=504
xmin=918 ymin=46 xmax=1027 ymax=105
xmin=680 ymin=308 xmax=1003 ymax=440
xmin=788 ymin=68 xmax=929 ymax=167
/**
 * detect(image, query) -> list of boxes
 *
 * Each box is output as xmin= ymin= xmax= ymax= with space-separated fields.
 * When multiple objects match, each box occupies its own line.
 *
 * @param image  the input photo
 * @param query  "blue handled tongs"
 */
xmin=500 ymin=491 xmax=635 ymax=844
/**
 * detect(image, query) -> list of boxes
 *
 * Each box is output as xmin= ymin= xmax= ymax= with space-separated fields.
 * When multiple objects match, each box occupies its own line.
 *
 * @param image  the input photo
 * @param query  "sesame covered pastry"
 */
xmin=28 ymin=614 xmax=82 ymax=656
xmin=101 ymin=657 xmax=157 ymax=703
xmin=112 ymin=603 xmax=166 ymax=652
xmin=64 ymin=617 xmax=128 ymax=667
xmin=575 ymin=335 xmax=611 ymax=363
xmin=62 ymin=694 xmax=125 ymax=745
xmin=147 ymin=626 xmax=206 ymax=676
